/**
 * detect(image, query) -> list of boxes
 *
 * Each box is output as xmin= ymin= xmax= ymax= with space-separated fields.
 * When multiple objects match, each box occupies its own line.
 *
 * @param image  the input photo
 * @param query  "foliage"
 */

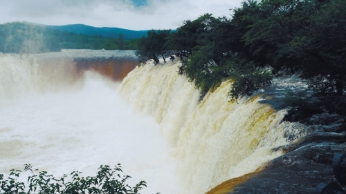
xmin=135 ymin=30 xmax=171 ymax=64
xmin=174 ymin=13 xmax=273 ymax=99
xmin=0 ymin=164 xmax=148 ymax=194
xmin=226 ymin=56 xmax=273 ymax=99
xmin=165 ymin=14 xmax=215 ymax=55
xmin=183 ymin=43 xmax=222 ymax=93
xmin=171 ymin=0 xmax=346 ymax=124
xmin=240 ymin=0 xmax=346 ymax=123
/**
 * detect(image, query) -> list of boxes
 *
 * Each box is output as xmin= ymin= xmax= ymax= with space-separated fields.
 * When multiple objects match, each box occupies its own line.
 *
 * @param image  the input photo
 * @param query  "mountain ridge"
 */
xmin=0 ymin=22 xmax=142 ymax=52
xmin=46 ymin=24 xmax=149 ymax=40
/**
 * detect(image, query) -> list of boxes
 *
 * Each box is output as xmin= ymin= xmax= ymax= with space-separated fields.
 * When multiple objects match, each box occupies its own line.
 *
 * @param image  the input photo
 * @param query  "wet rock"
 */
xmin=230 ymin=133 xmax=346 ymax=194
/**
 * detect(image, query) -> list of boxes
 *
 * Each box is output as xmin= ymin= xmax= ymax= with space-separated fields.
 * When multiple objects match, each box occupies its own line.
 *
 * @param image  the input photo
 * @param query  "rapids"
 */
xmin=119 ymin=59 xmax=303 ymax=193
xmin=0 ymin=50 xmax=303 ymax=194
xmin=0 ymin=51 xmax=183 ymax=194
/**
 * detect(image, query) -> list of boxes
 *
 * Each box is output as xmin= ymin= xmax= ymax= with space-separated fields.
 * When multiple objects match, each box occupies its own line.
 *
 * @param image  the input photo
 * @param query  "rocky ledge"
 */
xmin=209 ymin=131 xmax=346 ymax=194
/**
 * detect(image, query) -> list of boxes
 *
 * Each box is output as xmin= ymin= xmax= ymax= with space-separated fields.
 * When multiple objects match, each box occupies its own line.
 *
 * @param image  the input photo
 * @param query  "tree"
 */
xmin=177 ymin=13 xmax=273 ymax=99
xmin=135 ymin=29 xmax=171 ymax=64
xmin=243 ymin=0 xmax=346 ymax=122
xmin=119 ymin=0 xmax=346 ymax=124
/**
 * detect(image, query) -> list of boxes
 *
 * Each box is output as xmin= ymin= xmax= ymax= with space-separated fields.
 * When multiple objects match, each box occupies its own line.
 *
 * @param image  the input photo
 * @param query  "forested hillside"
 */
xmin=136 ymin=0 xmax=346 ymax=129
xmin=47 ymin=24 xmax=148 ymax=40
xmin=0 ymin=22 xmax=140 ymax=53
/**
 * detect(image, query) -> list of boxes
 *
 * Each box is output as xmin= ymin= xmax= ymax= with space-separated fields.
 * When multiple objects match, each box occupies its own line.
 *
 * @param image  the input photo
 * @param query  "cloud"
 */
xmin=0 ymin=0 xmax=243 ymax=30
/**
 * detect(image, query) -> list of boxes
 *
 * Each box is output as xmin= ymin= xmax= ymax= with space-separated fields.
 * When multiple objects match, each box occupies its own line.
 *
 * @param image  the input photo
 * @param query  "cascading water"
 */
xmin=119 ymin=60 xmax=303 ymax=193
xmin=0 ymin=51 xmax=184 ymax=194
xmin=1 ymin=50 xmax=305 ymax=194
xmin=0 ymin=54 xmax=81 ymax=102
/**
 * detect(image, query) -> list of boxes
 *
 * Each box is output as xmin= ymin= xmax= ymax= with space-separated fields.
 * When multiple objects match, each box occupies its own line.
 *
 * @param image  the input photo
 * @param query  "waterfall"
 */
xmin=0 ymin=54 xmax=82 ymax=103
xmin=0 ymin=51 xmax=186 ymax=194
xmin=119 ymin=60 xmax=298 ymax=193
xmin=0 ymin=51 xmax=304 ymax=194
xmin=0 ymin=50 xmax=137 ymax=103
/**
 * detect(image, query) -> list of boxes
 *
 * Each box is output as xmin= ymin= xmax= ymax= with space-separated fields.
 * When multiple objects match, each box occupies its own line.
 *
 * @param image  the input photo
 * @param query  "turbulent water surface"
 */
xmin=0 ymin=51 xmax=183 ymax=194
xmin=1 ymin=50 xmax=303 ymax=194
xmin=119 ymin=60 xmax=305 ymax=193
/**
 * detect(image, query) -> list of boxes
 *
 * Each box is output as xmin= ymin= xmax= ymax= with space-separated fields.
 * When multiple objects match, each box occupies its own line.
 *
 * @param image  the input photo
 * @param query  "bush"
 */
xmin=0 ymin=164 xmax=148 ymax=194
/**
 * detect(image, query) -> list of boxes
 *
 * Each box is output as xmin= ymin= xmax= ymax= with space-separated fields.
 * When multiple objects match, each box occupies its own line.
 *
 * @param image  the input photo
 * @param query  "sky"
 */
xmin=0 ymin=0 xmax=244 ymax=30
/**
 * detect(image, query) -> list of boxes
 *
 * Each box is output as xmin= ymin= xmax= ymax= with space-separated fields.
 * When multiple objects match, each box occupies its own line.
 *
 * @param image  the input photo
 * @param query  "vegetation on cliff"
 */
xmin=136 ymin=0 xmax=346 ymax=128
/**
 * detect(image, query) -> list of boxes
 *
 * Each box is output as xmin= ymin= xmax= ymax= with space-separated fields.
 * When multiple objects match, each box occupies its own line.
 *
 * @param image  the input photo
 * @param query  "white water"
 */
xmin=1 ymin=52 xmax=305 ymax=194
xmin=0 ymin=53 xmax=183 ymax=194
xmin=119 ymin=60 xmax=303 ymax=193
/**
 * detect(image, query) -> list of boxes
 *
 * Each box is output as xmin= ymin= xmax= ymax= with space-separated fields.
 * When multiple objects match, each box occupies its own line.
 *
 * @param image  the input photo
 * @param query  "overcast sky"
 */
xmin=0 ymin=0 xmax=244 ymax=30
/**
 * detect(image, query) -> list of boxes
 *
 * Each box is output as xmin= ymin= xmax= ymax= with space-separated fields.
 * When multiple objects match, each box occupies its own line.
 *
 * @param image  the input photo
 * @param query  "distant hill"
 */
xmin=0 ymin=22 xmax=141 ymax=53
xmin=47 ymin=24 xmax=148 ymax=40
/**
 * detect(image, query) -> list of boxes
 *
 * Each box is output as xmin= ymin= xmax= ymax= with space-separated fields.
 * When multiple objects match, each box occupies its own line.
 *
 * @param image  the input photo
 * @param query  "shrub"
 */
xmin=0 ymin=164 xmax=148 ymax=194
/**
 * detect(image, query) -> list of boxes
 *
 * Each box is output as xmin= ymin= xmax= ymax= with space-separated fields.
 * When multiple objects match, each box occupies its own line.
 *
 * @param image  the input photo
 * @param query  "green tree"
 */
xmin=178 ymin=13 xmax=273 ymax=99
xmin=243 ymin=0 xmax=346 ymax=122
xmin=135 ymin=29 xmax=171 ymax=64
